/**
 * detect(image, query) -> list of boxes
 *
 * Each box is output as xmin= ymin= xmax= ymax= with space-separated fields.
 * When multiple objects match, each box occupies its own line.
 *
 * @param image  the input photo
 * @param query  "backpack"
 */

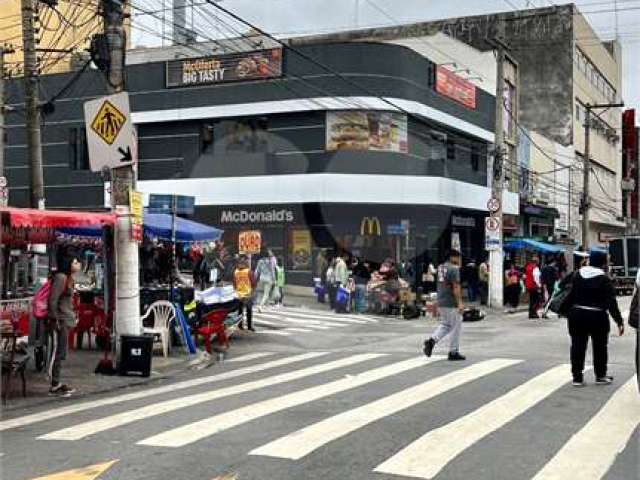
xmin=32 ymin=279 xmax=52 ymax=319
xmin=546 ymin=273 xmax=575 ymax=317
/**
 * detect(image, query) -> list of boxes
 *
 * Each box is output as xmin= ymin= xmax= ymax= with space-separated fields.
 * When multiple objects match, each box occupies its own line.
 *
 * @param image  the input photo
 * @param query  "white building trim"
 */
xmin=130 ymin=96 xmax=495 ymax=142
xmin=106 ymin=174 xmax=518 ymax=214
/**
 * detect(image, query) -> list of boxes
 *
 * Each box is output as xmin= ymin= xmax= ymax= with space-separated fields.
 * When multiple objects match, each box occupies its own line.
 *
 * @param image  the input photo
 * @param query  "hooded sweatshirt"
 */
xmin=570 ymin=266 xmax=623 ymax=326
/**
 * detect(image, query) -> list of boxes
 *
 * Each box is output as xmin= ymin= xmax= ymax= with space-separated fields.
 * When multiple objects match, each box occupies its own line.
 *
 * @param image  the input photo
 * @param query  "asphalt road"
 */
xmin=1 ymin=299 xmax=638 ymax=480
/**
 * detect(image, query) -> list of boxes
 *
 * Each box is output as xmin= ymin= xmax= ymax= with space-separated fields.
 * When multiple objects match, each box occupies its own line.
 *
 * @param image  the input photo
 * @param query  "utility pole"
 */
xmin=1 ymin=45 xmax=14 ymax=300
xmin=581 ymin=102 xmax=624 ymax=249
xmin=102 ymin=0 xmax=142 ymax=346
xmin=488 ymin=38 xmax=508 ymax=309
xmin=21 ymin=0 xmax=44 ymax=209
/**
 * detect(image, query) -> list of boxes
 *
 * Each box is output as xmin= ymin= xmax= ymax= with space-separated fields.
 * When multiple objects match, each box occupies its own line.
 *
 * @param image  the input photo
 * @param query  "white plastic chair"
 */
xmin=141 ymin=301 xmax=175 ymax=358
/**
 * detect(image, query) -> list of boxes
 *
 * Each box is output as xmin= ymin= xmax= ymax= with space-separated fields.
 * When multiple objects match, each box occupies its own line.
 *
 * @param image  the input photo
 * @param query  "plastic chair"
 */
xmin=141 ymin=301 xmax=175 ymax=358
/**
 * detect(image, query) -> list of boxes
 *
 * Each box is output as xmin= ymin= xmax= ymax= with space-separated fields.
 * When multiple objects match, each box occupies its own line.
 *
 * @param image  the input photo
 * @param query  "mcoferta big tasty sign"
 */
xmin=166 ymin=48 xmax=283 ymax=88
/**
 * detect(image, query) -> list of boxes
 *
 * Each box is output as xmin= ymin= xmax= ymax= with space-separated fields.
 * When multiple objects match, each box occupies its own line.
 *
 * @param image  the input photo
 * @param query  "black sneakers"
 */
xmin=572 ymin=379 xmax=586 ymax=387
xmin=49 ymin=384 xmax=75 ymax=397
xmin=448 ymin=352 xmax=466 ymax=361
xmin=423 ymin=338 xmax=435 ymax=358
xmin=595 ymin=376 xmax=614 ymax=385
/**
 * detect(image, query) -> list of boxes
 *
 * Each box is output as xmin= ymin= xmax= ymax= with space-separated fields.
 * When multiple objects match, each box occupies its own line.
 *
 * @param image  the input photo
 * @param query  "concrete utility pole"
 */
xmin=21 ymin=0 xmax=44 ymax=208
xmin=488 ymin=39 xmax=507 ymax=309
xmin=1 ymin=45 xmax=13 ymax=300
xmin=581 ymin=102 xmax=624 ymax=249
xmin=102 ymin=0 xmax=141 ymax=344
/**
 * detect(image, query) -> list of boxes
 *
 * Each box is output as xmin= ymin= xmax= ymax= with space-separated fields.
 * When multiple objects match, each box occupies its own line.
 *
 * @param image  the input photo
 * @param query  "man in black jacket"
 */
xmin=567 ymin=250 xmax=624 ymax=387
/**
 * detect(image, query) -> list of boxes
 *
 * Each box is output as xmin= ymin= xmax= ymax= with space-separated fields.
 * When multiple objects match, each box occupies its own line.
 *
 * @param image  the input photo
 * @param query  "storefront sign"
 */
xmin=436 ymin=66 xmax=477 ymax=109
xmin=148 ymin=194 xmax=195 ymax=215
xmin=326 ymin=111 xmax=408 ymax=153
xmin=290 ymin=229 xmax=312 ymax=270
xmin=451 ymin=232 xmax=461 ymax=252
xmin=451 ymin=216 xmax=476 ymax=228
xmin=221 ymin=209 xmax=294 ymax=224
xmin=166 ymin=48 xmax=283 ymax=88
xmin=239 ymin=230 xmax=262 ymax=255
xmin=360 ymin=217 xmax=382 ymax=236
xmin=387 ymin=224 xmax=407 ymax=235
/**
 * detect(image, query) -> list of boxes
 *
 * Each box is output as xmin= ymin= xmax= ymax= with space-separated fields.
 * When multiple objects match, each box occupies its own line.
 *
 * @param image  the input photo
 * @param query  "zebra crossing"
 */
xmin=2 ymin=352 xmax=638 ymax=480
xmin=251 ymin=306 xmax=383 ymax=336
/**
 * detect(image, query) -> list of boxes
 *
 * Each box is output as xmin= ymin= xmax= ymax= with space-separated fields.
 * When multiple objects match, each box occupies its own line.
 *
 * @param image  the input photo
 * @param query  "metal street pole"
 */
xmin=20 ymin=0 xmax=44 ymax=209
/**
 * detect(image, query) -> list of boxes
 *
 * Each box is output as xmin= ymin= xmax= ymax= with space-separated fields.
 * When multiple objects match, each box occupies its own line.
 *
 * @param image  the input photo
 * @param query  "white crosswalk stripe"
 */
xmin=255 ymin=314 xmax=332 ymax=330
xmin=374 ymin=364 xmax=581 ymax=479
xmin=0 ymin=351 xmax=327 ymax=432
xmin=256 ymin=312 xmax=348 ymax=328
xmin=259 ymin=330 xmax=292 ymax=336
xmin=279 ymin=309 xmax=376 ymax=324
xmin=137 ymin=355 xmax=445 ymax=447
xmin=250 ymin=358 xmax=520 ymax=460
xmin=39 ymin=353 xmax=383 ymax=441
xmin=532 ymin=377 xmax=640 ymax=480
xmin=226 ymin=352 xmax=276 ymax=363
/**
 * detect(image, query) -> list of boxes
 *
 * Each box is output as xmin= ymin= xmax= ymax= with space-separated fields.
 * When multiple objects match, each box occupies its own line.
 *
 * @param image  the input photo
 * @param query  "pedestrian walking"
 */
xmin=565 ymin=250 xmax=624 ymax=387
xmin=334 ymin=253 xmax=350 ymax=313
xmin=255 ymin=249 xmax=276 ymax=311
xmin=275 ymin=258 xmax=285 ymax=308
xmin=525 ymin=256 xmax=543 ymax=319
xmin=234 ymin=255 xmax=256 ymax=331
xmin=352 ymin=258 xmax=371 ymax=313
xmin=326 ymin=258 xmax=337 ymax=309
xmin=47 ymin=255 xmax=81 ymax=396
xmin=478 ymin=257 xmax=489 ymax=306
xmin=423 ymin=250 xmax=466 ymax=361
xmin=314 ymin=250 xmax=328 ymax=303
xmin=541 ymin=258 xmax=559 ymax=317
xmin=504 ymin=263 xmax=521 ymax=313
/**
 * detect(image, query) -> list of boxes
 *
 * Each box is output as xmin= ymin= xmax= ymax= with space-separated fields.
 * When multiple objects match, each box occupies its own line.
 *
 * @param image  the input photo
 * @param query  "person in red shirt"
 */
xmin=525 ymin=256 xmax=542 ymax=319
xmin=234 ymin=255 xmax=256 ymax=331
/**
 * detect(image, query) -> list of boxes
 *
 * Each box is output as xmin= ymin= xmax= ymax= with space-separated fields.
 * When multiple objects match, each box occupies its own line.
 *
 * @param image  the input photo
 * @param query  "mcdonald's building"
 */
xmin=4 ymin=33 xmax=519 ymax=288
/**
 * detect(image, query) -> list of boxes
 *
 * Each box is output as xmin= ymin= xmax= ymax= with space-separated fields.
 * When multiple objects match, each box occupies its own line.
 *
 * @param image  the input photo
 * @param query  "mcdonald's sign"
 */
xmin=360 ymin=217 xmax=382 ymax=236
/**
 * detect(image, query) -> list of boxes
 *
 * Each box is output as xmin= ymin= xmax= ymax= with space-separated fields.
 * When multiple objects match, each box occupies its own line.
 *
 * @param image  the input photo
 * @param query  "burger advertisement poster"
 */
xmin=166 ymin=48 xmax=283 ymax=88
xmin=326 ymin=111 xmax=408 ymax=153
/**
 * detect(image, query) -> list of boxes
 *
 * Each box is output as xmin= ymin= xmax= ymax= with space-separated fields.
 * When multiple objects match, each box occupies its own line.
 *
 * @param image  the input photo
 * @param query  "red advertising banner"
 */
xmin=436 ymin=66 xmax=477 ymax=109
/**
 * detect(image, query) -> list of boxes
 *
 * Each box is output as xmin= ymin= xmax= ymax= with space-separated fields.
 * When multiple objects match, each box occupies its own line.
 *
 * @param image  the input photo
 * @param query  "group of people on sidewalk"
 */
xmin=423 ymin=248 xmax=636 ymax=388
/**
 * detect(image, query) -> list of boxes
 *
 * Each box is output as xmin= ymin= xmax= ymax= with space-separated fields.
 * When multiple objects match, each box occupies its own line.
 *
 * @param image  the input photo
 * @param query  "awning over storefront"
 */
xmin=504 ymin=238 xmax=564 ymax=254
xmin=0 ymin=207 xmax=116 ymax=229
xmin=522 ymin=204 xmax=560 ymax=219
xmin=58 ymin=213 xmax=223 ymax=243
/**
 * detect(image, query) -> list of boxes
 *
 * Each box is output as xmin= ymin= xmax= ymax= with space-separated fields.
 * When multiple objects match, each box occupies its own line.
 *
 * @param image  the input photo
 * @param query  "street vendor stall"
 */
xmin=0 ymin=207 xmax=116 ymax=396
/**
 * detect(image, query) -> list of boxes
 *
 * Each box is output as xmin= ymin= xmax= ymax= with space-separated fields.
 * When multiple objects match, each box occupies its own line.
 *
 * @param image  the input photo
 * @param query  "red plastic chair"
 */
xmin=195 ymin=309 xmax=230 ymax=354
xmin=73 ymin=306 xmax=96 ymax=349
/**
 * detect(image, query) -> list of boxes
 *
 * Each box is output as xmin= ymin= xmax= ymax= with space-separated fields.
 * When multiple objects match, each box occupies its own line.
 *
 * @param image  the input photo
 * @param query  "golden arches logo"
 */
xmin=360 ymin=217 xmax=381 ymax=236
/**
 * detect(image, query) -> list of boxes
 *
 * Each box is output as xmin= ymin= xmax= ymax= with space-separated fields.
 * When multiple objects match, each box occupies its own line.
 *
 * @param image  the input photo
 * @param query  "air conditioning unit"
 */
xmin=532 ymin=191 xmax=551 ymax=206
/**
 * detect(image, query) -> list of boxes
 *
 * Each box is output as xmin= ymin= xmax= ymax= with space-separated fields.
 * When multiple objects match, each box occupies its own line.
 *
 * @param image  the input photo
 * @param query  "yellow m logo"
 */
xmin=360 ymin=217 xmax=381 ymax=236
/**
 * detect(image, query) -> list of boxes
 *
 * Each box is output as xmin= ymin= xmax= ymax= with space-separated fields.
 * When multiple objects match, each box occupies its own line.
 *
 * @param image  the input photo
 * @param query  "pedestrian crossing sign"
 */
xmin=91 ymin=100 xmax=126 ymax=145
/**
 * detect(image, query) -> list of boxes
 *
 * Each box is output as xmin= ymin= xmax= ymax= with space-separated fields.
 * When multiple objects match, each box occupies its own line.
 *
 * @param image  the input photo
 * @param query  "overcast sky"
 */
xmin=133 ymin=0 xmax=640 ymax=117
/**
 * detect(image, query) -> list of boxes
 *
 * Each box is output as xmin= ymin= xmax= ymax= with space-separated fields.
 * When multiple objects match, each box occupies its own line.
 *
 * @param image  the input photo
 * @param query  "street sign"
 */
xmin=485 ymin=216 xmax=501 ymax=251
xmin=0 ymin=176 xmax=7 ymax=188
xmin=84 ymin=92 xmax=134 ymax=172
xmin=387 ymin=224 xmax=407 ymax=235
xmin=129 ymin=190 xmax=144 ymax=225
xmin=239 ymin=230 xmax=261 ymax=255
xmin=148 ymin=194 xmax=195 ymax=215
xmin=487 ymin=196 xmax=501 ymax=213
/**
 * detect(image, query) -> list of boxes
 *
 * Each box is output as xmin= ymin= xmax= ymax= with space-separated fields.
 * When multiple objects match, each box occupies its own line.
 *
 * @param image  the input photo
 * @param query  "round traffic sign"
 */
xmin=0 ymin=176 xmax=7 ymax=188
xmin=487 ymin=197 xmax=501 ymax=213
xmin=485 ymin=216 xmax=500 ymax=231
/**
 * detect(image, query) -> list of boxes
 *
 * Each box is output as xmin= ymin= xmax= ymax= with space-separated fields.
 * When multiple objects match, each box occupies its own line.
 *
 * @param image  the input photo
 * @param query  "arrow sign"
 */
xmin=118 ymin=146 xmax=132 ymax=163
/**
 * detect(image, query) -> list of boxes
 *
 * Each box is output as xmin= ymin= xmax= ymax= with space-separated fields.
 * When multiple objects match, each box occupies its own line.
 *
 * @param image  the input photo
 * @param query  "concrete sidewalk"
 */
xmin=2 ymin=346 xmax=199 ymax=412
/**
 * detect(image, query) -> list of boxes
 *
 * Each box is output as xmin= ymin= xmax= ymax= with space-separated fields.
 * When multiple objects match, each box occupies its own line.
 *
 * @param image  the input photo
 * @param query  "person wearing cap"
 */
xmin=423 ymin=249 xmax=466 ymax=361
xmin=566 ymin=250 xmax=624 ymax=387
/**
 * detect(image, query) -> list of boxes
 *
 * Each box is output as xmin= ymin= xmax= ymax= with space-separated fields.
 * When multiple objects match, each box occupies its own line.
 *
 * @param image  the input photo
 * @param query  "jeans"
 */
xmin=479 ymin=281 xmax=488 ymax=305
xmin=354 ymin=284 xmax=367 ymax=313
xmin=259 ymin=281 xmax=274 ymax=307
xmin=568 ymin=309 xmax=610 ymax=380
xmin=431 ymin=307 xmax=463 ymax=353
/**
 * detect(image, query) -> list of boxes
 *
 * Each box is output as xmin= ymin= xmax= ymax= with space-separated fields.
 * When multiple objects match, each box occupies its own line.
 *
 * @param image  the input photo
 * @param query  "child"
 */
xmin=234 ymin=255 xmax=256 ymax=331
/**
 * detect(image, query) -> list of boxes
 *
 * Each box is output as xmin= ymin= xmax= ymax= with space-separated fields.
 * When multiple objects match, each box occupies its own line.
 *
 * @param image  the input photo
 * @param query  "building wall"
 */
xmin=1 ymin=0 xmax=128 ymax=75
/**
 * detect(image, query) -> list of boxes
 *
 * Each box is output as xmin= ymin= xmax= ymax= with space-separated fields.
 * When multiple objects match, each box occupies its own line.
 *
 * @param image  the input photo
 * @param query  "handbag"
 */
xmin=629 ymin=288 xmax=639 ymax=329
xmin=546 ymin=274 xmax=574 ymax=317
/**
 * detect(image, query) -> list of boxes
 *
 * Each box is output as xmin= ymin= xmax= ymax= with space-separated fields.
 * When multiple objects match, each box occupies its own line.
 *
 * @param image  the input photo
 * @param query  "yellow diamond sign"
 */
xmin=91 ymin=100 xmax=126 ymax=145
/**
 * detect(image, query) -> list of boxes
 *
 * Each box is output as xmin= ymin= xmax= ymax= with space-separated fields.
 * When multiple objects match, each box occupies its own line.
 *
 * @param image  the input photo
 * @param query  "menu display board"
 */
xmin=436 ymin=66 xmax=477 ymax=109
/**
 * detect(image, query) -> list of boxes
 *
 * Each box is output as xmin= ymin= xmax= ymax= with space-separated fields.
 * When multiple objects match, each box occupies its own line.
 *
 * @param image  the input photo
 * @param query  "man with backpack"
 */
xmin=525 ymin=256 xmax=542 ymax=319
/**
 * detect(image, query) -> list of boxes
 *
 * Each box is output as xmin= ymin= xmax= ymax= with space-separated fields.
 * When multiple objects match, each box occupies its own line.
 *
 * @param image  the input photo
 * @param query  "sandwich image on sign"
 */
xmin=327 ymin=112 xmax=370 ymax=150
xmin=326 ymin=111 xmax=408 ymax=153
